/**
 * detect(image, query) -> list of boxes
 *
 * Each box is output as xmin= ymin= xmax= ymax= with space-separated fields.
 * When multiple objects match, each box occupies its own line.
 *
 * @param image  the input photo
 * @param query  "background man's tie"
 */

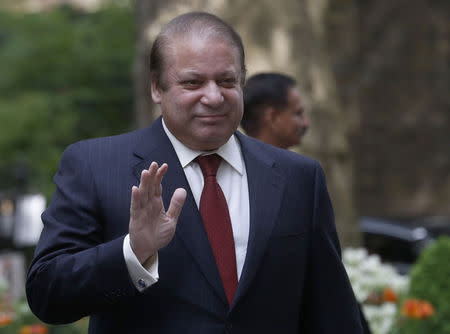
xmin=196 ymin=154 xmax=238 ymax=306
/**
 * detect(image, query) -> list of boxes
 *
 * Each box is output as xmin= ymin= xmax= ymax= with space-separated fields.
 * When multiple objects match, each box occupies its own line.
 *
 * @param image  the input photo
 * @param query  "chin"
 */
xmin=195 ymin=135 xmax=229 ymax=151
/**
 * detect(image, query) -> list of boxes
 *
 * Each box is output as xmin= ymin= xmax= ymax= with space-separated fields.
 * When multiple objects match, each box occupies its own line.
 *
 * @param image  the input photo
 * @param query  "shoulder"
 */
xmin=67 ymin=127 xmax=146 ymax=152
xmin=65 ymin=125 xmax=153 ymax=154
xmin=236 ymin=131 xmax=322 ymax=173
xmin=59 ymin=127 xmax=151 ymax=170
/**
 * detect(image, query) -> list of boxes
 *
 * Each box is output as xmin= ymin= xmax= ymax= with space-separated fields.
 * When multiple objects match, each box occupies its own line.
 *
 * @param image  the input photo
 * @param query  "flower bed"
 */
xmin=343 ymin=248 xmax=409 ymax=334
xmin=343 ymin=247 xmax=437 ymax=334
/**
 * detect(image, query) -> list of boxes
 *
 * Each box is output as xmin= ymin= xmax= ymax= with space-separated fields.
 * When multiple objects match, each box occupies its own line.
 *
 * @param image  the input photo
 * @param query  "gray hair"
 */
xmin=149 ymin=12 xmax=246 ymax=90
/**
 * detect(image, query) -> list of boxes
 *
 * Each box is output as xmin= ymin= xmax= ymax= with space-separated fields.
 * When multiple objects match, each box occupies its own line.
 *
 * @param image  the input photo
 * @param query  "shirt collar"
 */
xmin=162 ymin=118 xmax=244 ymax=175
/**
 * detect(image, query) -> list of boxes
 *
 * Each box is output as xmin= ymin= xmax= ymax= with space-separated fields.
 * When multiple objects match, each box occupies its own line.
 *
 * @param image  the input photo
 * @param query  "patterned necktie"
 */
xmin=195 ymin=154 xmax=238 ymax=306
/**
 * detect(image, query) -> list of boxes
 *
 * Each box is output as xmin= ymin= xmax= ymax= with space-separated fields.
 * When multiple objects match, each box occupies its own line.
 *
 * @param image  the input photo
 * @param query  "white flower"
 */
xmin=342 ymin=247 xmax=410 ymax=334
xmin=363 ymin=303 xmax=397 ymax=334
xmin=343 ymin=247 xmax=368 ymax=266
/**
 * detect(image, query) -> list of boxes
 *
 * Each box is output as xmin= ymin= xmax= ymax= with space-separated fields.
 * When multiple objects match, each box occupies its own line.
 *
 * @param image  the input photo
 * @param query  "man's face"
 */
xmin=273 ymin=87 xmax=309 ymax=148
xmin=151 ymin=34 xmax=244 ymax=151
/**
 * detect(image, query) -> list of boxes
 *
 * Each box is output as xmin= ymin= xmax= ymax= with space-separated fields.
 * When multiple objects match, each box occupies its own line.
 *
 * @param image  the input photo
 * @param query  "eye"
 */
xmin=296 ymin=109 xmax=305 ymax=117
xmin=181 ymin=80 xmax=202 ymax=89
xmin=218 ymin=77 xmax=237 ymax=87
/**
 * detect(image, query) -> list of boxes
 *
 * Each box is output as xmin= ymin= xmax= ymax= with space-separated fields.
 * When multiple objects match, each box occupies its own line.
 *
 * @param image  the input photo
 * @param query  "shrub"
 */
xmin=0 ymin=3 xmax=134 ymax=199
xmin=396 ymin=236 xmax=450 ymax=333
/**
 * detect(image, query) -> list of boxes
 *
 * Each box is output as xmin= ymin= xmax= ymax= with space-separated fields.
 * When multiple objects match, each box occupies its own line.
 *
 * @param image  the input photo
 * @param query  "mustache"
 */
xmin=299 ymin=126 xmax=308 ymax=137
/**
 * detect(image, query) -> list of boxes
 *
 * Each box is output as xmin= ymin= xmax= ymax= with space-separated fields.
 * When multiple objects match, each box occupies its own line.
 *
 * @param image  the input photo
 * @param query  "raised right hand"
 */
xmin=129 ymin=162 xmax=187 ymax=264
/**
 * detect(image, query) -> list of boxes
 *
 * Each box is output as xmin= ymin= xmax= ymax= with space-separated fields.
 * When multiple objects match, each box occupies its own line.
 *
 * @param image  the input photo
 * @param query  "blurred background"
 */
xmin=0 ymin=0 xmax=448 ymax=333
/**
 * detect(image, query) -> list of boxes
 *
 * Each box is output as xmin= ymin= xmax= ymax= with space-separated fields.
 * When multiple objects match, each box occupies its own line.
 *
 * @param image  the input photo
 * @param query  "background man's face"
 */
xmin=273 ymin=87 xmax=309 ymax=148
xmin=152 ymin=34 xmax=244 ymax=151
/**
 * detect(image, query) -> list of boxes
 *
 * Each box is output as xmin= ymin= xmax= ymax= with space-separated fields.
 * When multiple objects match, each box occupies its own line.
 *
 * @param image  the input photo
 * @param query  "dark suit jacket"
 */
xmin=26 ymin=117 xmax=363 ymax=333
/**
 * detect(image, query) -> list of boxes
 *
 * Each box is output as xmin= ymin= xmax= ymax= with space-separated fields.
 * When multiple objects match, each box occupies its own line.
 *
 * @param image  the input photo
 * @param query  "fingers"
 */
xmin=139 ymin=162 xmax=168 ymax=201
xmin=154 ymin=163 xmax=168 ymax=197
xmin=136 ymin=161 xmax=182 ymax=216
xmin=167 ymin=188 xmax=187 ymax=219
xmin=129 ymin=164 xmax=185 ymax=258
xmin=130 ymin=185 xmax=140 ymax=214
xmin=138 ymin=162 xmax=157 ymax=203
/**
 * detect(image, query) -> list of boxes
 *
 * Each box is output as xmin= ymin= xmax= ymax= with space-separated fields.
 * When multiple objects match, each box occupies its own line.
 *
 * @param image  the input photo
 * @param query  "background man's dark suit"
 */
xmin=27 ymin=117 xmax=362 ymax=333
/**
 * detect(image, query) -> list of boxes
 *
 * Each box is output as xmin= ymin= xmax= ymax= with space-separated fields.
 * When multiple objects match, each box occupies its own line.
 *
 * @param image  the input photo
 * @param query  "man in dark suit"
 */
xmin=26 ymin=12 xmax=363 ymax=333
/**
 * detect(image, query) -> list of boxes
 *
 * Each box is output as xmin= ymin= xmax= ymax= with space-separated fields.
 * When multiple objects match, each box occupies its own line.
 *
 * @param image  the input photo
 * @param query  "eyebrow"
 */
xmin=179 ymin=70 xmax=238 ymax=77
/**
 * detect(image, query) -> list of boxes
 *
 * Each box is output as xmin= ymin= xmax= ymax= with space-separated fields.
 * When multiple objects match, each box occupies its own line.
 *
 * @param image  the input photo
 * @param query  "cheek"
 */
xmin=282 ymin=117 xmax=299 ymax=136
xmin=224 ymin=88 xmax=243 ymax=104
xmin=174 ymin=94 xmax=197 ymax=109
xmin=168 ymin=87 xmax=200 ymax=106
xmin=293 ymin=116 xmax=303 ymax=129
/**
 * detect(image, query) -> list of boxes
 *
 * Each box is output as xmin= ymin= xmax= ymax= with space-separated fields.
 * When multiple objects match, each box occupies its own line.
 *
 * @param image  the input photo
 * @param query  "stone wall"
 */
xmin=308 ymin=0 xmax=449 ymax=219
xmin=349 ymin=0 xmax=450 ymax=217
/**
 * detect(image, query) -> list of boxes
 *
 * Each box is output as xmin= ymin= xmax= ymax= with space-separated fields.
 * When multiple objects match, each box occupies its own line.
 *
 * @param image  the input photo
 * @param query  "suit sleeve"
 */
xmin=298 ymin=163 xmax=363 ymax=333
xmin=26 ymin=142 xmax=137 ymax=324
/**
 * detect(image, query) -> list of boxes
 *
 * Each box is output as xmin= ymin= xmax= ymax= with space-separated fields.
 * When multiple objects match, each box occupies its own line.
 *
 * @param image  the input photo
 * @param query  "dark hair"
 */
xmin=150 ymin=12 xmax=246 ymax=90
xmin=241 ymin=72 xmax=296 ymax=135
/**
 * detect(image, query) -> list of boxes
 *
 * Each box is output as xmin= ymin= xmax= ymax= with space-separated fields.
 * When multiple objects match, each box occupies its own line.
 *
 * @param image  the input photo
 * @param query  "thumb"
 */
xmin=166 ymin=188 xmax=187 ymax=220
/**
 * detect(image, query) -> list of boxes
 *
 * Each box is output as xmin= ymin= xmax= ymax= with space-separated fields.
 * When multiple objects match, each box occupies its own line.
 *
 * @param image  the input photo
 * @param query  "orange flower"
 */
xmin=0 ymin=312 xmax=13 ymax=326
xmin=402 ymin=299 xmax=421 ymax=318
xmin=19 ymin=325 xmax=33 ymax=334
xmin=383 ymin=287 xmax=397 ymax=302
xmin=19 ymin=324 xmax=48 ymax=334
xmin=420 ymin=301 xmax=434 ymax=318
xmin=402 ymin=298 xmax=434 ymax=319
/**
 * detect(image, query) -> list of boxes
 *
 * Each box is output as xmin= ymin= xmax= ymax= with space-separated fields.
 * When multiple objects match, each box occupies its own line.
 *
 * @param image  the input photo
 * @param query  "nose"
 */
xmin=200 ymin=81 xmax=224 ymax=108
xmin=299 ymin=114 xmax=310 ymax=136
xmin=300 ymin=113 xmax=310 ymax=128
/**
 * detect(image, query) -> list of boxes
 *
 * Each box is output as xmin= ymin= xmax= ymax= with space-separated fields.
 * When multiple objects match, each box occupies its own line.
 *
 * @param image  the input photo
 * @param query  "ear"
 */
xmin=264 ymin=107 xmax=281 ymax=129
xmin=151 ymin=78 xmax=162 ymax=104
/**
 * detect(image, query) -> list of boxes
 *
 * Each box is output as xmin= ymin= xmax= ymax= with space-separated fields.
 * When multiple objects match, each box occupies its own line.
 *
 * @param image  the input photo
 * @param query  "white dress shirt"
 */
xmin=123 ymin=120 xmax=250 ymax=291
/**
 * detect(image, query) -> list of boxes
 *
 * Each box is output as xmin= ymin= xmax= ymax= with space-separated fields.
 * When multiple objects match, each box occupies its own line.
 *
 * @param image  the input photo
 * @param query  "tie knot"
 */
xmin=196 ymin=154 xmax=222 ymax=178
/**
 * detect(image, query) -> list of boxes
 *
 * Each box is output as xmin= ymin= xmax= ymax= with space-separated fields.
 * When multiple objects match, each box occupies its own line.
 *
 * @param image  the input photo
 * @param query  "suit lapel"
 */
xmin=231 ymin=132 xmax=286 ymax=309
xmin=131 ymin=122 xmax=286 ymax=307
xmin=132 ymin=118 xmax=227 ymax=304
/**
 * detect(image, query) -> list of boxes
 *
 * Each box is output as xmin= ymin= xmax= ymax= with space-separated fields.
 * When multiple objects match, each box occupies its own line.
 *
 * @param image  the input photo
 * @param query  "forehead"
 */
xmin=165 ymin=35 xmax=242 ymax=77
xmin=287 ymin=87 xmax=302 ymax=106
xmin=278 ymin=87 xmax=303 ymax=113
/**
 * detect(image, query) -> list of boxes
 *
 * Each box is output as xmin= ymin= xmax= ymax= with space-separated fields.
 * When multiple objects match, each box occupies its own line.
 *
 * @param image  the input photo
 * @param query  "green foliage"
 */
xmin=396 ymin=237 xmax=450 ymax=333
xmin=0 ymin=5 xmax=134 ymax=332
xmin=1 ymin=277 xmax=88 ymax=333
xmin=0 ymin=4 xmax=135 ymax=198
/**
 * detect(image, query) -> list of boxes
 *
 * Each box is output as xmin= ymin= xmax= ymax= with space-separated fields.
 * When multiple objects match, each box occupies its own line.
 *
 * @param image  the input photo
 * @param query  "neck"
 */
xmin=254 ymin=132 xmax=288 ymax=149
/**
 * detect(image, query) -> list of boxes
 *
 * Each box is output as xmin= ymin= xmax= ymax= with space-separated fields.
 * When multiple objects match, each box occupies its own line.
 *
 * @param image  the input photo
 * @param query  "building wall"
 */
xmin=349 ymin=0 xmax=450 ymax=217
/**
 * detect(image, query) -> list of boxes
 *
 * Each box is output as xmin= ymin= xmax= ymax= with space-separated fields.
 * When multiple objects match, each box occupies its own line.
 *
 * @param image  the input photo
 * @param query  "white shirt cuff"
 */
xmin=123 ymin=234 xmax=159 ymax=292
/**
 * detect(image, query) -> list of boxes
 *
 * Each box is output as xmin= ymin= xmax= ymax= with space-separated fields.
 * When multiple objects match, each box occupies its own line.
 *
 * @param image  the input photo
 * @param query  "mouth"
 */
xmin=196 ymin=114 xmax=228 ymax=122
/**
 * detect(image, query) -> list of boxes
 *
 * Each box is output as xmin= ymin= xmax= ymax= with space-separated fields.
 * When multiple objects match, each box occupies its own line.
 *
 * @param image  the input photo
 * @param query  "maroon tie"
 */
xmin=196 ymin=154 xmax=238 ymax=306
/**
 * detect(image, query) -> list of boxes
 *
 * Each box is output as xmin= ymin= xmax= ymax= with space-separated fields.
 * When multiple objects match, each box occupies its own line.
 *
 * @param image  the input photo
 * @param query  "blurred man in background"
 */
xmin=242 ymin=71 xmax=371 ymax=334
xmin=241 ymin=72 xmax=309 ymax=149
